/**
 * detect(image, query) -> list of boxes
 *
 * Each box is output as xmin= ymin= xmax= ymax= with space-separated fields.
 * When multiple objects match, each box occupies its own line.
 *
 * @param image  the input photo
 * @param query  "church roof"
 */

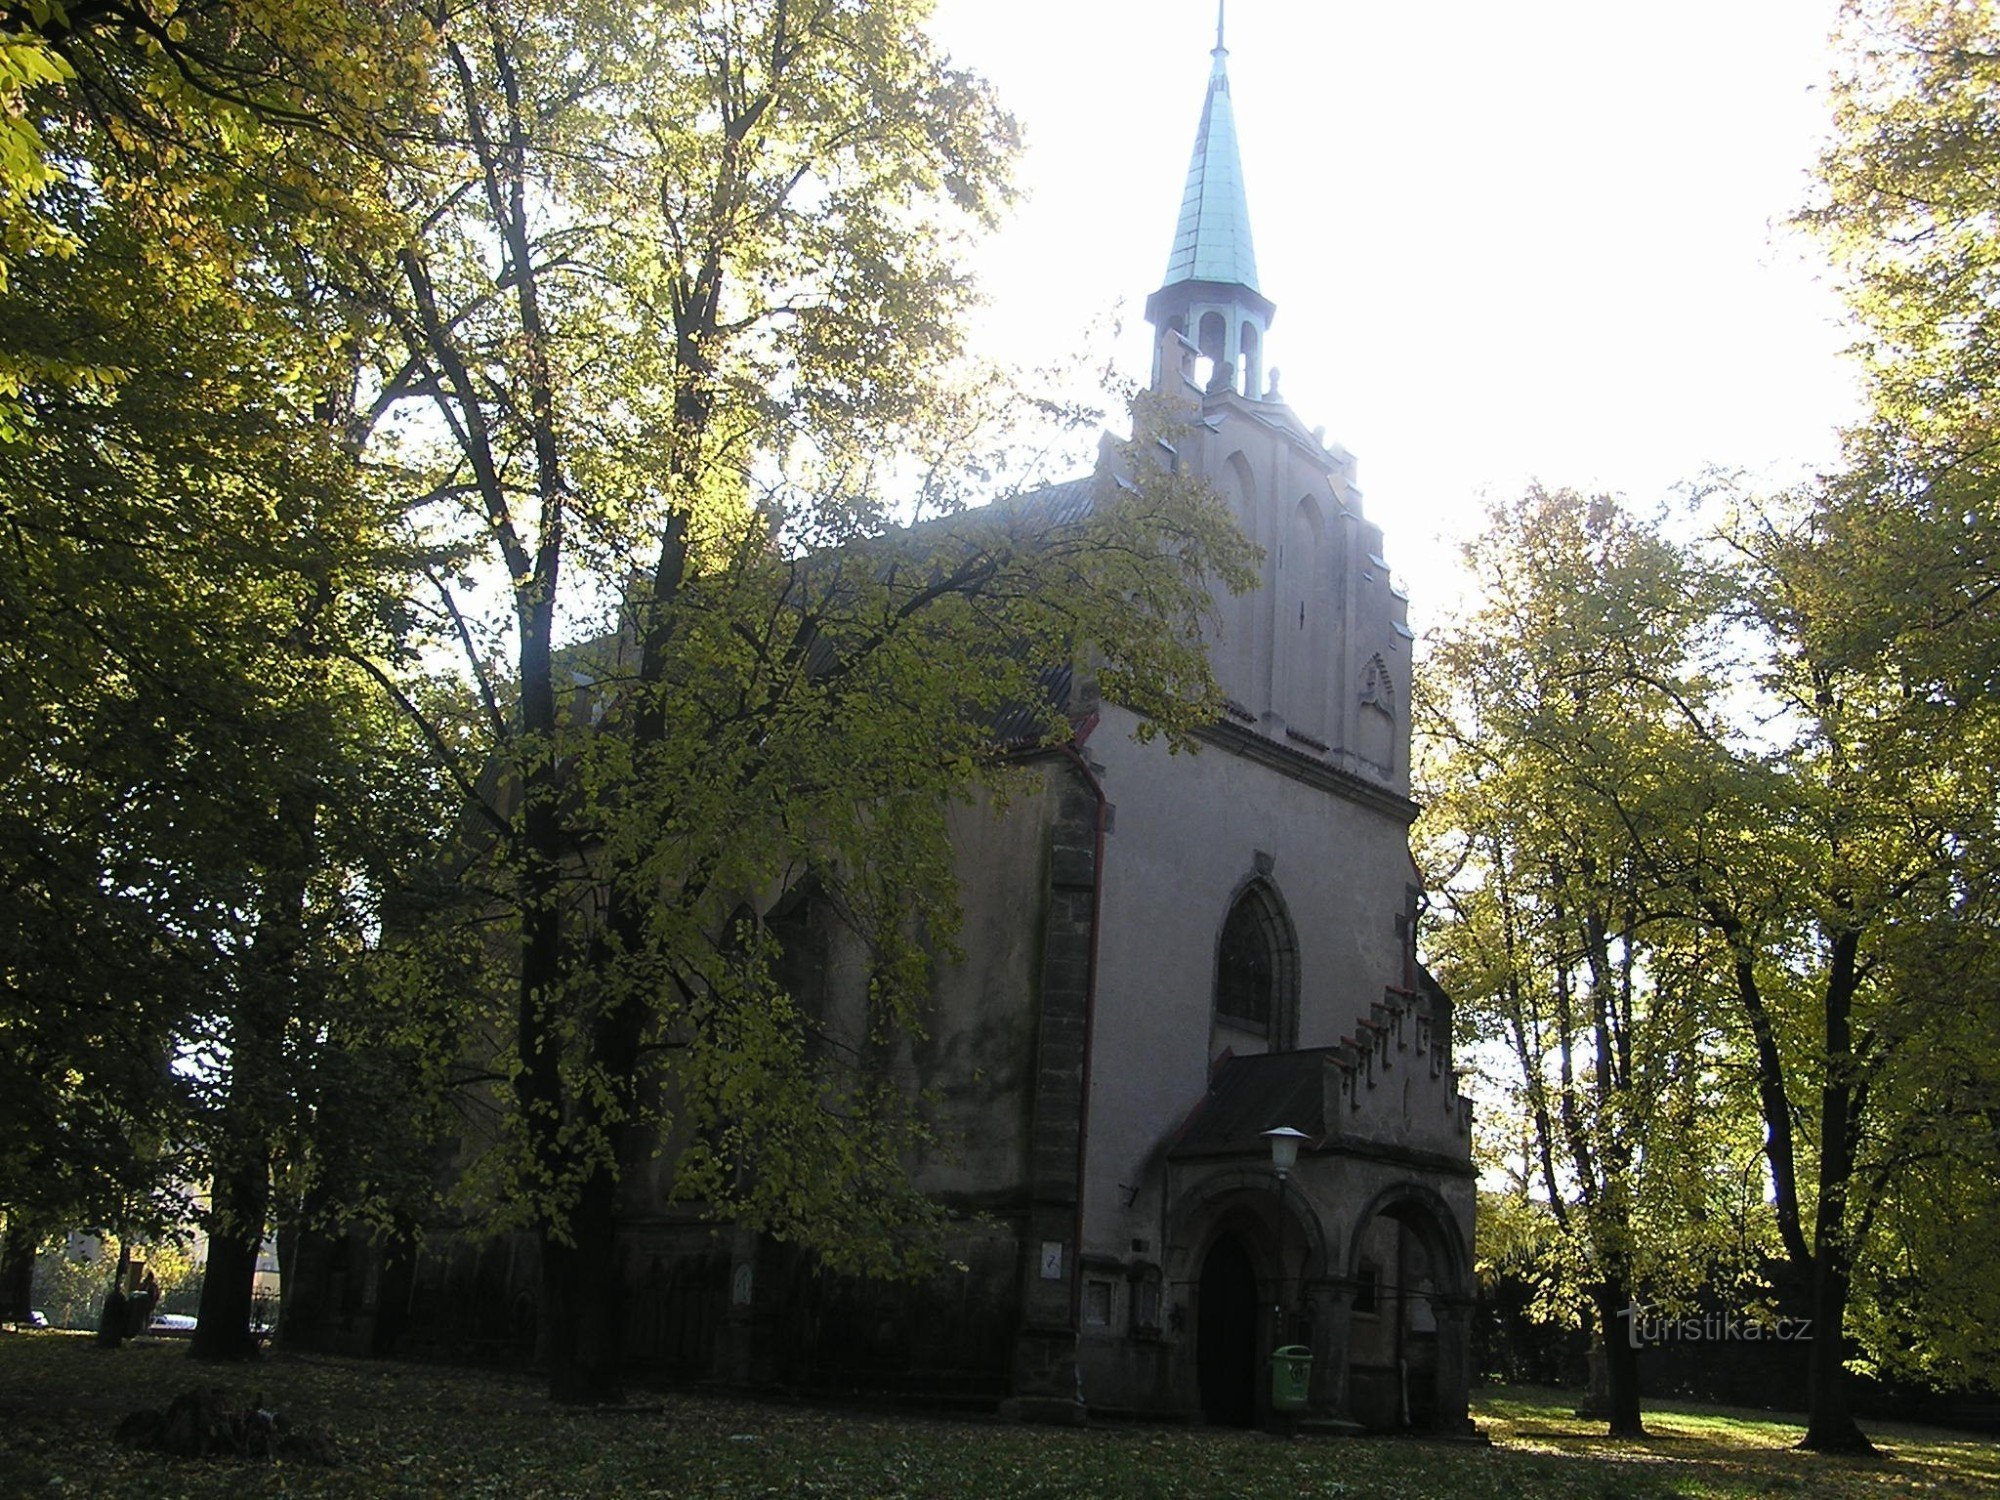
xmin=1170 ymin=1048 xmax=1330 ymax=1159
xmin=971 ymin=478 xmax=1094 ymax=746
xmin=1160 ymin=29 xmax=1261 ymax=294
xmin=895 ymin=476 xmax=1098 ymax=748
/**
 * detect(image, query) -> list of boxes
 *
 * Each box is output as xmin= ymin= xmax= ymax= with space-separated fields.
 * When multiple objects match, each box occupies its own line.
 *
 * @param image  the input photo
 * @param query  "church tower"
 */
xmin=1133 ymin=5 xmax=1415 ymax=793
xmin=1144 ymin=6 xmax=1274 ymax=399
xmin=1041 ymin=17 xmax=1473 ymax=1434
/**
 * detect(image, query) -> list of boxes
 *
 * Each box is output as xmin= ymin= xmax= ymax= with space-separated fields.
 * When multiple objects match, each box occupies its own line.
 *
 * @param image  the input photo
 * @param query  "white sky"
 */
xmin=926 ymin=0 xmax=1866 ymax=612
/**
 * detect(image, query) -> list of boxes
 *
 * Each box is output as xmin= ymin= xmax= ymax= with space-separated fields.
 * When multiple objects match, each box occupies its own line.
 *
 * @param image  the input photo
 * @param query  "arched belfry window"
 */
xmin=1197 ymin=310 xmax=1228 ymax=364
xmin=1213 ymin=880 xmax=1300 ymax=1049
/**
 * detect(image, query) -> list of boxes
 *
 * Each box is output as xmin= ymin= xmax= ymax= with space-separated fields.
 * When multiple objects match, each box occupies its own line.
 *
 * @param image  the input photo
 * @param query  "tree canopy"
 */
xmin=0 ymin=0 xmax=1256 ymax=1392
xmin=1421 ymin=477 xmax=2000 ymax=1448
xmin=1420 ymin=2 xmax=2000 ymax=1449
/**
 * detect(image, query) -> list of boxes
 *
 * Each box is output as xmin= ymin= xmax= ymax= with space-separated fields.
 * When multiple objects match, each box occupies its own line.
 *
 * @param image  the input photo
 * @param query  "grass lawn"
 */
xmin=2 ymin=1331 xmax=1994 ymax=1498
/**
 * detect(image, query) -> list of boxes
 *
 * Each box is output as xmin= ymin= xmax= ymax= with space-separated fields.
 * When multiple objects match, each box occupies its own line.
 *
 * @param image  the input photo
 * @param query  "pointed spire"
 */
xmin=1145 ymin=9 xmax=1273 ymax=398
xmin=1162 ymin=2 xmax=1259 ymax=293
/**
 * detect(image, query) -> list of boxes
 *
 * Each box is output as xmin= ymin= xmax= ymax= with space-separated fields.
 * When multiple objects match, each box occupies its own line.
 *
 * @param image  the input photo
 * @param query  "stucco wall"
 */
xmin=1081 ymin=701 xmax=1424 ymax=1253
xmin=895 ymin=770 xmax=1063 ymax=1208
xmin=1191 ymin=397 xmax=1414 ymax=799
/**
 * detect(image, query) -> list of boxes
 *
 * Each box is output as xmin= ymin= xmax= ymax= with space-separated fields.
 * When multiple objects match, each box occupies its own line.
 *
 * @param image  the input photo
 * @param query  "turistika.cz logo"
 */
xmin=1621 ymin=1303 xmax=1813 ymax=1349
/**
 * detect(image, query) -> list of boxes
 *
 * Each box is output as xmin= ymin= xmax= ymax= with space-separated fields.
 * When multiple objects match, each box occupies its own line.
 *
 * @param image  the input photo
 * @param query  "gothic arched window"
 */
xmin=765 ymin=879 xmax=829 ymax=1024
xmin=1213 ymin=880 xmax=1299 ymax=1046
xmin=1216 ymin=899 xmax=1274 ymax=1026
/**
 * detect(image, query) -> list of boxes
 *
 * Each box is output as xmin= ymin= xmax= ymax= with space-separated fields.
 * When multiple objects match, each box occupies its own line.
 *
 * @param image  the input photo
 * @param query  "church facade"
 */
xmin=984 ymin=28 xmax=1478 ymax=1429
xmin=285 ymin=24 xmax=1476 ymax=1433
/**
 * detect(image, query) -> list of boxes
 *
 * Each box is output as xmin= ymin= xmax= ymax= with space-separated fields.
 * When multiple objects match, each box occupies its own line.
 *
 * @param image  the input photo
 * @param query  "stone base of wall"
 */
xmin=998 ymin=1394 xmax=1089 ymax=1425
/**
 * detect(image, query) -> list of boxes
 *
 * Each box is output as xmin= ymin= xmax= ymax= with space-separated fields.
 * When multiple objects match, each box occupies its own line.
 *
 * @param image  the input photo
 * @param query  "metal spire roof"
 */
xmin=1161 ymin=2 xmax=1261 ymax=293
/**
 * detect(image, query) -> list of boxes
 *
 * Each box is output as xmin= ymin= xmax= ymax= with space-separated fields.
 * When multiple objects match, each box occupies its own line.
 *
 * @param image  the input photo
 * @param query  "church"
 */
xmin=286 ymin=18 xmax=1476 ymax=1433
xmin=959 ymin=21 xmax=1479 ymax=1430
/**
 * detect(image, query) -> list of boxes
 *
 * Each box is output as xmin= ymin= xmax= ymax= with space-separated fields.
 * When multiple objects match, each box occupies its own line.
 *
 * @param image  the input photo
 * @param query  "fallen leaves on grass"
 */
xmin=0 ymin=1335 xmax=1992 ymax=1499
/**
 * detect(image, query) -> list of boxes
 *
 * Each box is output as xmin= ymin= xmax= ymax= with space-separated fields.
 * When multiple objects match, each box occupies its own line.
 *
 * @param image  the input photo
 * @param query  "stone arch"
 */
xmin=1197 ymin=309 xmax=1228 ymax=365
xmin=1211 ymin=876 xmax=1300 ymax=1052
xmin=1237 ymin=320 xmax=1262 ymax=397
xmin=1166 ymin=1171 xmax=1332 ymax=1425
xmin=1345 ymin=1180 xmax=1470 ymax=1296
xmin=1166 ymin=1168 xmax=1331 ymax=1283
xmin=1359 ymin=653 xmax=1396 ymax=714
xmin=1219 ymin=448 xmax=1256 ymax=525
xmin=1342 ymin=1181 xmax=1471 ymax=1431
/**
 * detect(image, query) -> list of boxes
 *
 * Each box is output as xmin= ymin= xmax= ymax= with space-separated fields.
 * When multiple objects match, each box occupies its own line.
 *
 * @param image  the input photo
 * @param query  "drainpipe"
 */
xmin=1058 ymin=742 xmax=1109 ymax=1351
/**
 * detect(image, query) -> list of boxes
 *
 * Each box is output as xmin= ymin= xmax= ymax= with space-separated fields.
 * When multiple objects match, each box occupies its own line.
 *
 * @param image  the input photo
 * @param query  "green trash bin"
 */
xmin=1270 ymin=1344 xmax=1312 ymax=1413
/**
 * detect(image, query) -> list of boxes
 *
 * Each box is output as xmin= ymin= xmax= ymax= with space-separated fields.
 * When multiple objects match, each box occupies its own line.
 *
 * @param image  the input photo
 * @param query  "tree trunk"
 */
xmin=540 ymin=1164 xmax=626 ymax=1404
xmin=371 ymin=1231 xmax=415 ymax=1357
xmin=276 ymin=1221 xmax=332 ymax=1352
xmin=191 ymin=1155 xmax=269 ymax=1361
xmin=189 ymin=990 xmax=282 ymax=1361
xmin=539 ymin=922 xmax=652 ymax=1404
xmin=0 ymin=1220 xmax=37 ymax=1323
xmin=1593 ymin=1279 xmax=1646 ymax=1437
xmin=96 ymin=1237 xmax=134 ymax=1344
xmin=1801 ymin=1256 xmax=1872 ymax=1452
xmin=1799 ymin=932 xmax=1875 ymax=1455
xmin=189 ymin=764 xmax=315 ymax=1364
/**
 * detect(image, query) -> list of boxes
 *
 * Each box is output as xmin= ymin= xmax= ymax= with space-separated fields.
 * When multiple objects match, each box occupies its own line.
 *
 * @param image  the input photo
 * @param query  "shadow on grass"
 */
xmin=1 ymin=1337 xmax=1995 ymax=1499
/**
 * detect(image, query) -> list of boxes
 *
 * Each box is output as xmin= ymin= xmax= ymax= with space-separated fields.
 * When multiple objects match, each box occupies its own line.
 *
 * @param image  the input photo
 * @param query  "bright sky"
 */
xmin=926 ymin=0 xmax=1866 ymax=612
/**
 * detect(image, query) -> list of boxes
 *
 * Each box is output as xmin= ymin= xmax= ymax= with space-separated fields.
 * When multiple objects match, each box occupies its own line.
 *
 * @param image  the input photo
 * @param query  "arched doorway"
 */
xmin=1197 ymin=1232 xmax=1259 ymax=1426
xmin=1343 ymin=1185 xmax=1470 ymax=1432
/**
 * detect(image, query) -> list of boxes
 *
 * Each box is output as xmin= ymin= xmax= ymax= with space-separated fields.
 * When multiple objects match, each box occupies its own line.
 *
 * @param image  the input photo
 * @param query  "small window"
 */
xmin=1084 ymin=1280 xmax=1113 ymax=1328
xmin=1353 ymin=1262 xmax=1380 ymax=1316
xmin=1130 ymin=1271 xmax=1163 ymax=1338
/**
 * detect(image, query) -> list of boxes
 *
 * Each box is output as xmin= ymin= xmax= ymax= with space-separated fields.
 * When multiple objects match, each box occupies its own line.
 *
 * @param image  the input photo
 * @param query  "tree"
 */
xmin=1688 ymin=487 xmax=2000 ymax=1451
xmin=1426 ymin=481 xmax=2000 ymax=1450
xmin=1774 ymin=0 xmax=2000 ymax=1446
xmin=0 ymin=1 xmax=449 ymax=1358
xmin=337 ymin=0 xmax=1255 ymax=1402
xmin=0 ymin=0 xmax=428 ymax=435
xmin=1419 ymin=487 xmax=1761 ymax=1437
